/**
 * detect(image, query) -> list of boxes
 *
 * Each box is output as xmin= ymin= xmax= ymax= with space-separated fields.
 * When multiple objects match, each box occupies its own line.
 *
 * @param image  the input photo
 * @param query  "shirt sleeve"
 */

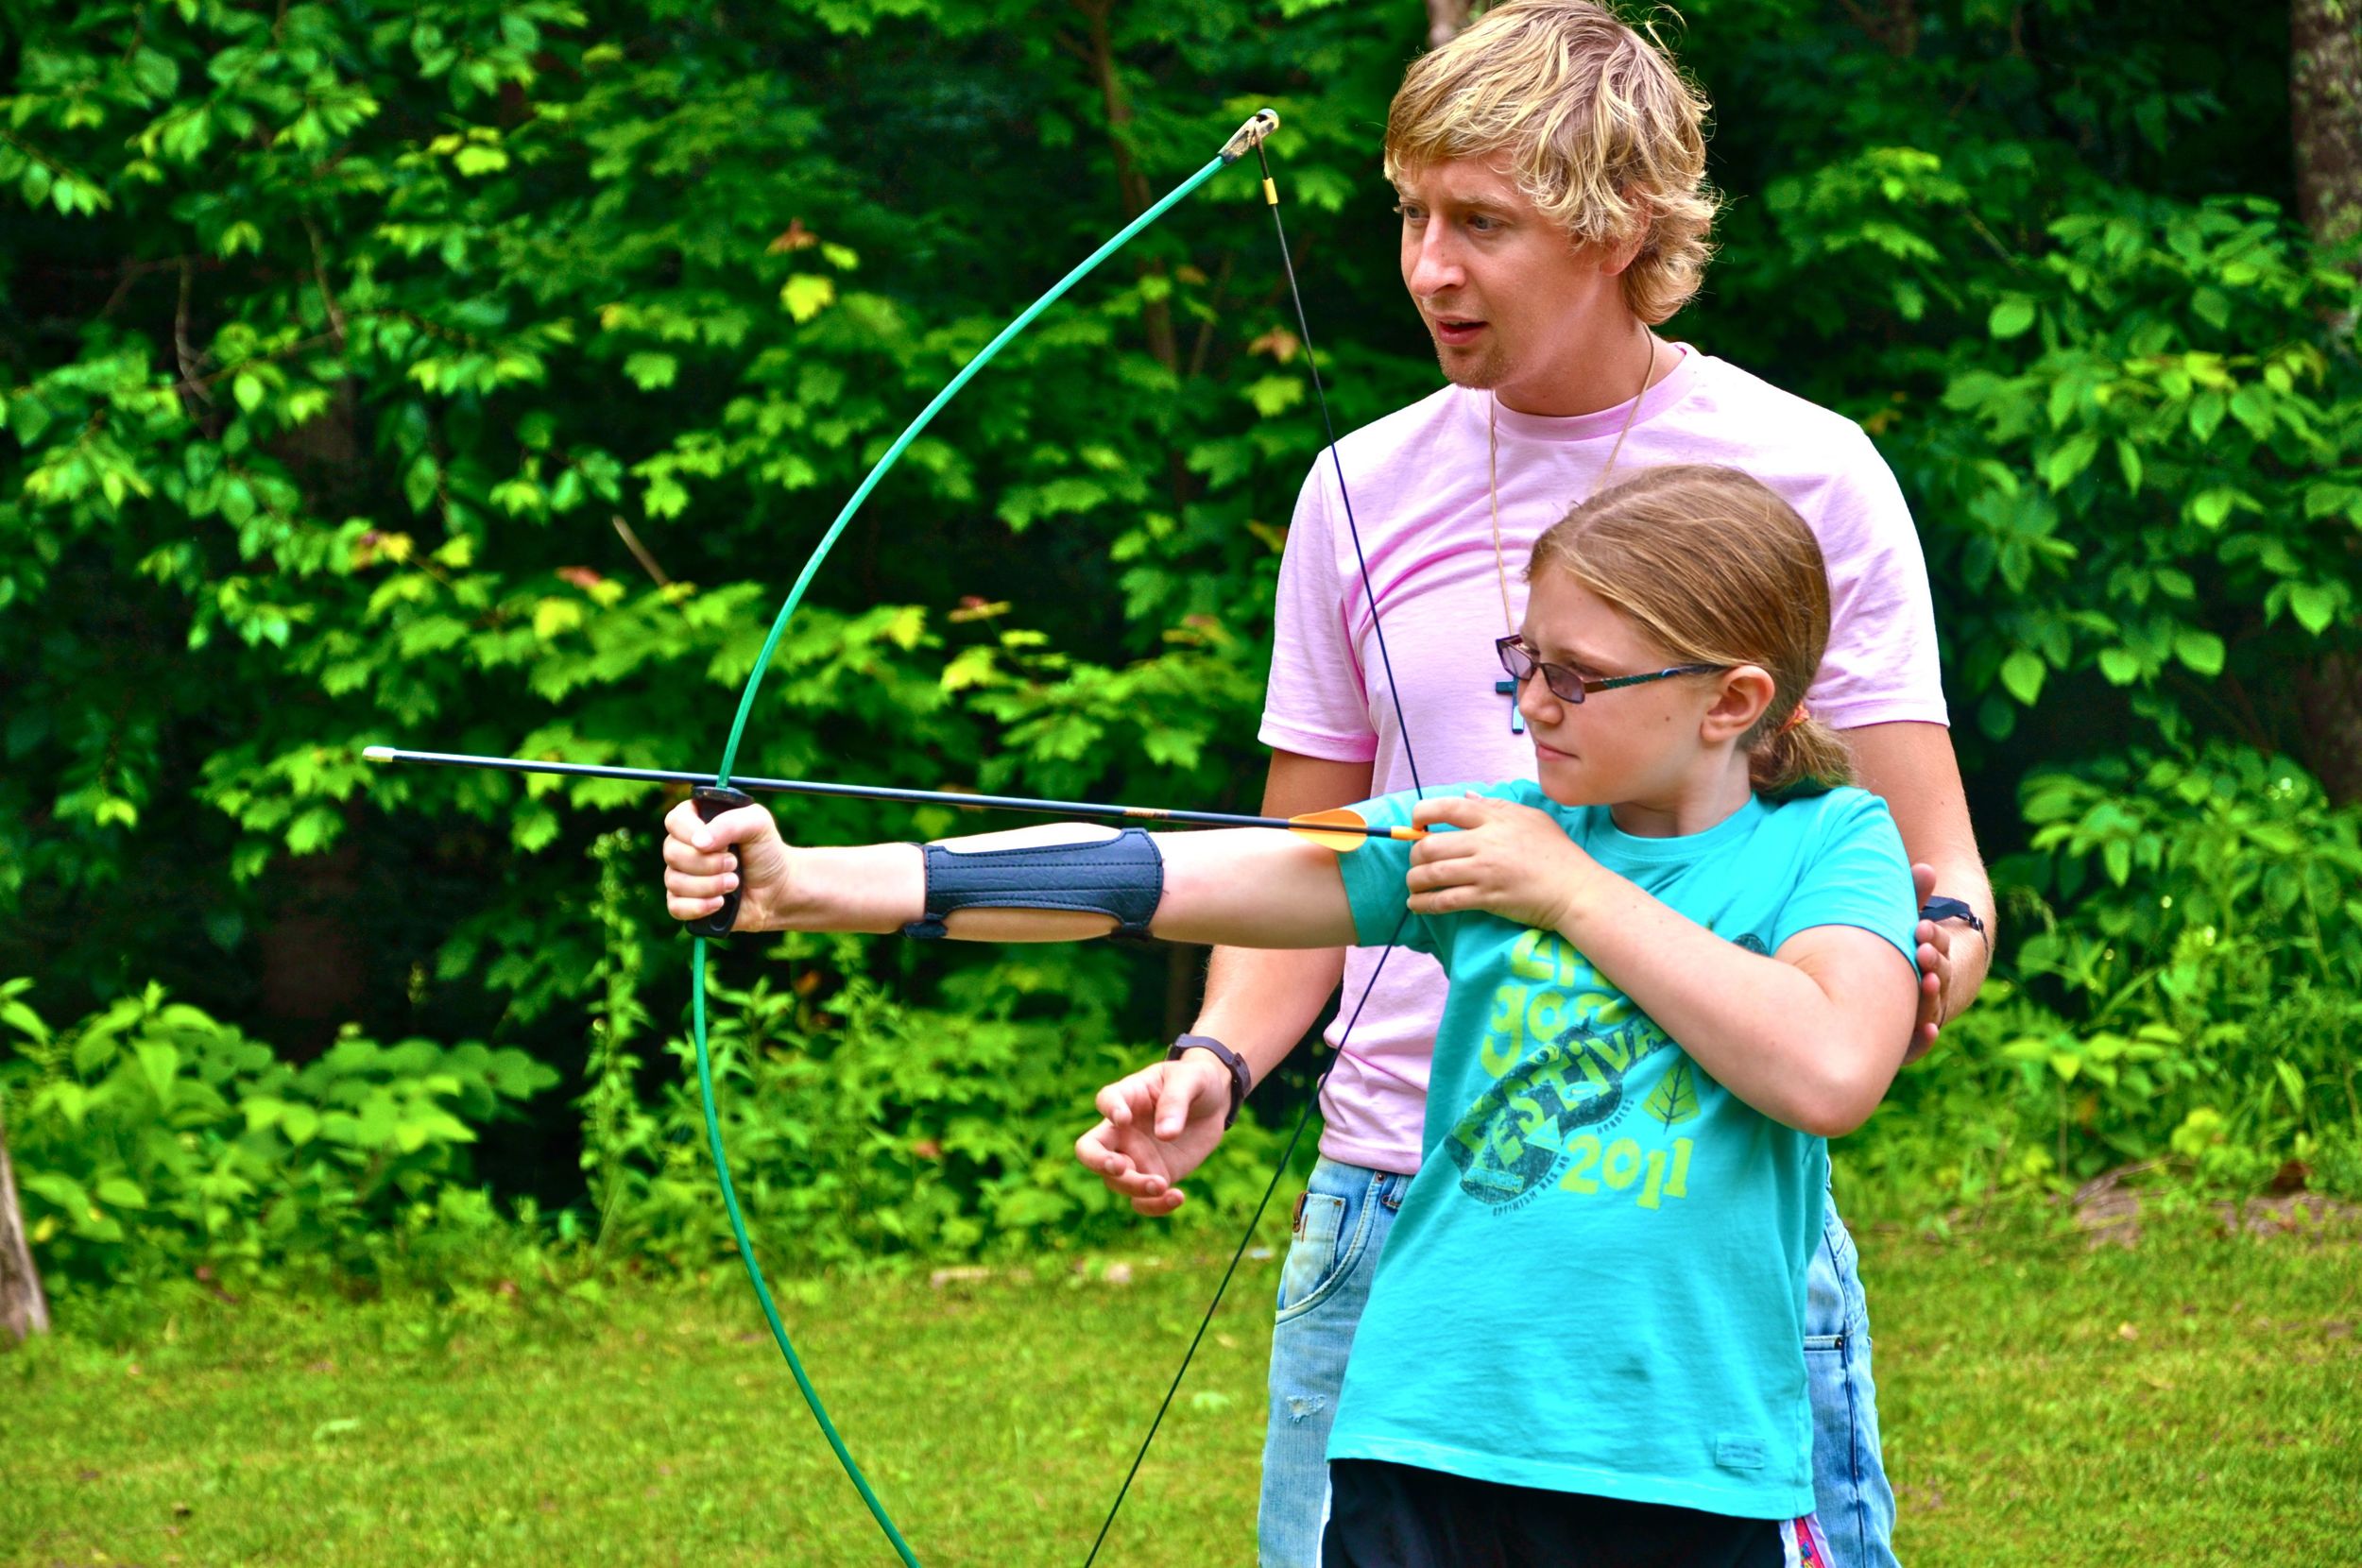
xmin=1331 ymin=787 xmax=1429 ymax=953
xmin=1258 ymin=462 xmax=1380 ymax=761
xmin=1772 ymin=791 xmax=1922 ymax=969
xmin=1331 ymin=781 xmax=1527 ymax=957
xmin=1806 ymin=432 xmax=1951 ymax=732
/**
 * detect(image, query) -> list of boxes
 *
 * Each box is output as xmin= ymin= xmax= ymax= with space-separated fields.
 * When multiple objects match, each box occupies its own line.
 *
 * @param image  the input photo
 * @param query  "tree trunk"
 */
xmin=2292 ymin=0 xmax=2362 ymax=264
xmin=1074 ymin=0 xmax=1181 ymax=375
xmin=1425 ymin=0 xmax=1472 ymax=47
xmin=2290 ymin=0 xmax=2362 ymax=801
xmin=0 ymin=1104 xmax=52 ymax=1342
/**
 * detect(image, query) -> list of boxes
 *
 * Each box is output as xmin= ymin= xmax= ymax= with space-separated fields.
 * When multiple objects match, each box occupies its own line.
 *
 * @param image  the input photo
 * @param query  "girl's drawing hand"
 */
xmin=1405 ymin=793 xmax=1600 ymax=930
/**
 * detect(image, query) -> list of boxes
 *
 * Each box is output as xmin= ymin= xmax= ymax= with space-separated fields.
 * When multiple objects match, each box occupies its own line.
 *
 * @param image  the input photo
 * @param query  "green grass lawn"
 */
xmin=7 ymin=1217 xmax=2358 ymax=1567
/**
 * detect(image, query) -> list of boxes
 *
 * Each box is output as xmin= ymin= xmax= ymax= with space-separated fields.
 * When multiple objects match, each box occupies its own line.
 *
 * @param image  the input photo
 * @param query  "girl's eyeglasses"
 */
xmin=1495 ymin=636 xmax=1726 ymax=706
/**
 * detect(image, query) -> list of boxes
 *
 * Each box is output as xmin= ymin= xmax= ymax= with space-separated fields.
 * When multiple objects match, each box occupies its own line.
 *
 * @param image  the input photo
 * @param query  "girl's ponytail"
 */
xmin=1746 ymin=705 xmax=1856 ymax=798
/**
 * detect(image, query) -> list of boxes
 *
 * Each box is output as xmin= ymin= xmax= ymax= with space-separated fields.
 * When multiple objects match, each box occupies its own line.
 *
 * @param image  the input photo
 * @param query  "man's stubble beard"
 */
xmin=1433 ymin=337 xmax=1513 ymax=392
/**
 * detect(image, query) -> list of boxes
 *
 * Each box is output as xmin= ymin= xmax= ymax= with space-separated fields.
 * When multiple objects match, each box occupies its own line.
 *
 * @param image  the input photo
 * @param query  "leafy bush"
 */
xmin=573 ymin=832 xmax=1297 ymax=1271
xmin=1840 ymin=743 xmax=2362 ymax=1212
xmin=0 ymin=980 xmax=556 ymax=1289
xmin=3 ymin=0 xmax=2355 ymax=1259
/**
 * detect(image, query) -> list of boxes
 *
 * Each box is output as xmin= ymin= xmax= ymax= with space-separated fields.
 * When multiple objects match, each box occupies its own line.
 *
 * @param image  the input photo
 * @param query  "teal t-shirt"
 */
xmin=1326 ymin=780 xmax=1918 ymax=1520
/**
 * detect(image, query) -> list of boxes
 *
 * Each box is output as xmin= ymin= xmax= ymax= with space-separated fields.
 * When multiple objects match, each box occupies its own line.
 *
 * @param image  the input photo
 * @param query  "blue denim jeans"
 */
xmin=1804 ymin=1188 xmax=1900 ymax=1567
xmin=1258 ymin=1156 xmax=1410 ymax=1568
xmin=1257 ymin=1157 xmax=1898 ymax=1568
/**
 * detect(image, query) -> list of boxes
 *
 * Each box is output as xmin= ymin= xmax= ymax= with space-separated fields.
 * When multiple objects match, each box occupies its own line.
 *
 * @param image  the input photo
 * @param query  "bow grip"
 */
xmin=687 ymin=785 xmax=758 ymax=938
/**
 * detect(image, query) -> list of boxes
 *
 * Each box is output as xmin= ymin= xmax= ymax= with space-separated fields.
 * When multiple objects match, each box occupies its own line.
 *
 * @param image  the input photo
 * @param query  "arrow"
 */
xmin=362 ymin=745 xmax=1426 ymax=851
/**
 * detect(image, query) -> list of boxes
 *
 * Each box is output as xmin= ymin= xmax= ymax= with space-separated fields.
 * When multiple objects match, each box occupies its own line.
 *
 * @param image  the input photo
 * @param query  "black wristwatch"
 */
xmin=1168 ymin=1034 xmax=1252 ymax=1129
xmin=1920 ymin=895 xmax=1989 ymax=946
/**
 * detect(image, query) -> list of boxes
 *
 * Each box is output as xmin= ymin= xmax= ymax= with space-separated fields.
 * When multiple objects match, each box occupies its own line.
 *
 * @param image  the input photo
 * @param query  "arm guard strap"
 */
xmin=903 ymin=827 xmax=1164 ymax=940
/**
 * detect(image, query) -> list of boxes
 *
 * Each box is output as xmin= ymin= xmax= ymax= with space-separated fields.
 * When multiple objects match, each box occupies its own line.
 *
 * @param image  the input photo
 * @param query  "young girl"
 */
xmin=662 ymin=464 xmax=1920 ymax=1566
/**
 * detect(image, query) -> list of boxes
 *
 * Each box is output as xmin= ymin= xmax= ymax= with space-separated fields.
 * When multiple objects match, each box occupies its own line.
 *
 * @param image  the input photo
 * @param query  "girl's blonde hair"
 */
xmin=1528 ymin=466 xmax=1854 ymax=796
xmin=1384 ymin=0 xmax=1719 ymax=326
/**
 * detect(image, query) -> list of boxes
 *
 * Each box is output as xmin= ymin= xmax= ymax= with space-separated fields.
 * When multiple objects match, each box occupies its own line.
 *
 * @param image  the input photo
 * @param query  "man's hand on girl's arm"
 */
xmin=1846 ymin=721 xmax=1996 ymax=1058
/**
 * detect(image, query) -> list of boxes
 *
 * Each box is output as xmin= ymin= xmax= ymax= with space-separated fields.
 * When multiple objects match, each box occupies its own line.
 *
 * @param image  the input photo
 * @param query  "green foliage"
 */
xmin=0 ymin=0 xmax=1366 ymax=1112
xmin=1840 ymin=745 xmax=2362 ymax=1210
xmin=1913 ymin=199 xmax=2360 ymax=747
xmin=572 ymin=833 xmax=1296 ymax=1270
xmin=1 ymin=0 xmax=2357 ymax=1262
xmin=0 ymin=979 xmax=556 ymax=1287
xmin=1697 ymin=5 xmax=2362 ymax=760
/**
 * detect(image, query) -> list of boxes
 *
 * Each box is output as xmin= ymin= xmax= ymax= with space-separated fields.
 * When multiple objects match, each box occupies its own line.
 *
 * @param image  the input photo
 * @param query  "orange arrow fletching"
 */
xmin=1285 ymin=808 xmax=1427 ymax=852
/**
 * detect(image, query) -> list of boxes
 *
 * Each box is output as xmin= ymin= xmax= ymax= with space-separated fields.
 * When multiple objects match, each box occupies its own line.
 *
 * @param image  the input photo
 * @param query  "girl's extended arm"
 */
xmin=1405 ymin=795 xmax=1917 ymax=1138
xmin=660 ymin=801 xmax=1358 ymax=949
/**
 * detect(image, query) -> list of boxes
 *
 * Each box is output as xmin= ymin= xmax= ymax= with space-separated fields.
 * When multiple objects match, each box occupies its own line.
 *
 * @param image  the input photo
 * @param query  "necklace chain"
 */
xmin=1486 ymin=332 xmax=1660 ymax=635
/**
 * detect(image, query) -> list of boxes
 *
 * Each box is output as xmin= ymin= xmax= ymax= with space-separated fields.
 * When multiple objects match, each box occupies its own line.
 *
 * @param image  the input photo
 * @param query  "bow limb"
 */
xmin=713 ymin=111 xmax=1275 ymax=789
xmin=688 ymin=111 xmax=1275 ymax=1568
xmin=1078 ymin=141 xmax=1432 ymax=1566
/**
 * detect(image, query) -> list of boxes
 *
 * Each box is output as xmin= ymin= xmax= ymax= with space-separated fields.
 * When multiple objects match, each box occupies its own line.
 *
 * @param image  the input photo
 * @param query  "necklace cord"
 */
xmin=1487 ymin=328 xmax=1658 ymax=638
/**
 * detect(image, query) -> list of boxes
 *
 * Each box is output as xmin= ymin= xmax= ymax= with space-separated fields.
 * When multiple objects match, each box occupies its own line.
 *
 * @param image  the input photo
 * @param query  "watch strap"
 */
xmin=1168 ymin=1033 xmax=1250 ymax=1130
xmin=1920 ymin=895 xmax=1989 ymax=945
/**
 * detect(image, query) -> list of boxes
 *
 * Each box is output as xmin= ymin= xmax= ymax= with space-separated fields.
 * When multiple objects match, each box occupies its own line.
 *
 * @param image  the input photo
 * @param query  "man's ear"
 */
xmin=1700 ymin=665 xmax=1775 ymax=743
xmin=1600 ymin=199 xmax=1650 ymax=276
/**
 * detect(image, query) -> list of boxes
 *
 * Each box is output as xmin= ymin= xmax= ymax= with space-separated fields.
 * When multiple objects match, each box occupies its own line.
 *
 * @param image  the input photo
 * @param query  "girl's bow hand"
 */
xmin=662 ymin=796 xmax=793 ymax=930
xmin=1406 ymin=793 xmax=1600 ymax=931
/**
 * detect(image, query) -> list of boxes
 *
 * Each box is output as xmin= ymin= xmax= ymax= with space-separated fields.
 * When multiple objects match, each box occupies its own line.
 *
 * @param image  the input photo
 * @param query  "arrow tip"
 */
xmin=362 ymin=745 xmax=394 ymax=762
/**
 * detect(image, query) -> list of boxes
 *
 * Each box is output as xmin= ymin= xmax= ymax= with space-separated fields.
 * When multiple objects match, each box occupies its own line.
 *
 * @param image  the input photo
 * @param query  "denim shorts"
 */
xmin=1257 ymin=1157 xmax=1898 ymax=1568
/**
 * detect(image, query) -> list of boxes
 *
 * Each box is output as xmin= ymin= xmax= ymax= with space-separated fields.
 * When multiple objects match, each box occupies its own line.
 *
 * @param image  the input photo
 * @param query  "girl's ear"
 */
xmin=1699 ymin=664 xmax=1775 ymax=743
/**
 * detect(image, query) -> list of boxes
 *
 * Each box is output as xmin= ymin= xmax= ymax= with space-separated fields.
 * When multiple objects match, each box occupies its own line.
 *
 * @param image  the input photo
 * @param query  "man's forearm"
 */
xmin=1843 ymin=721 xmax=1996 ymax=1044
xmin=1190 ymin=943 xmax=1348 ymax=1090
xmin=1928 ymin=849 xmax=1996 ymax=1017
xmin=1181 ymin=747 xmax=1371 ymax=1090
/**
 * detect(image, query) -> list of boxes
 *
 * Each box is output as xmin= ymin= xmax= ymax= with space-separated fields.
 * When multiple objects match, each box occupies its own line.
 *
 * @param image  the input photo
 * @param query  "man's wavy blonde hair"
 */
xmin=1384 ymin=0 xmax=1719 ymax=325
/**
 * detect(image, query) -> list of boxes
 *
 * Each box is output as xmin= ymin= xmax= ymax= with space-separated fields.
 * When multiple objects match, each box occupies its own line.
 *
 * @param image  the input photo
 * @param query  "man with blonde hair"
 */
xmin=1076 ymin=2 xmax=1992 ymax=1560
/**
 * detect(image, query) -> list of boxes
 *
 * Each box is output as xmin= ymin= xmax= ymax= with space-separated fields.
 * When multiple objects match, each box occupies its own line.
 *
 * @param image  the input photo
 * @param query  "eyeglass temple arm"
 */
xmin=1583 ymin=664 xmax=1723 ymax=694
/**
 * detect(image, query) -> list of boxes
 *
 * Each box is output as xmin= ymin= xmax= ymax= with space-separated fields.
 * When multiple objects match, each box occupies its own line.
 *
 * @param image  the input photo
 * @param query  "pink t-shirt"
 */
xmin=1260 ymin=346 xmax=1947 ymax=1174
